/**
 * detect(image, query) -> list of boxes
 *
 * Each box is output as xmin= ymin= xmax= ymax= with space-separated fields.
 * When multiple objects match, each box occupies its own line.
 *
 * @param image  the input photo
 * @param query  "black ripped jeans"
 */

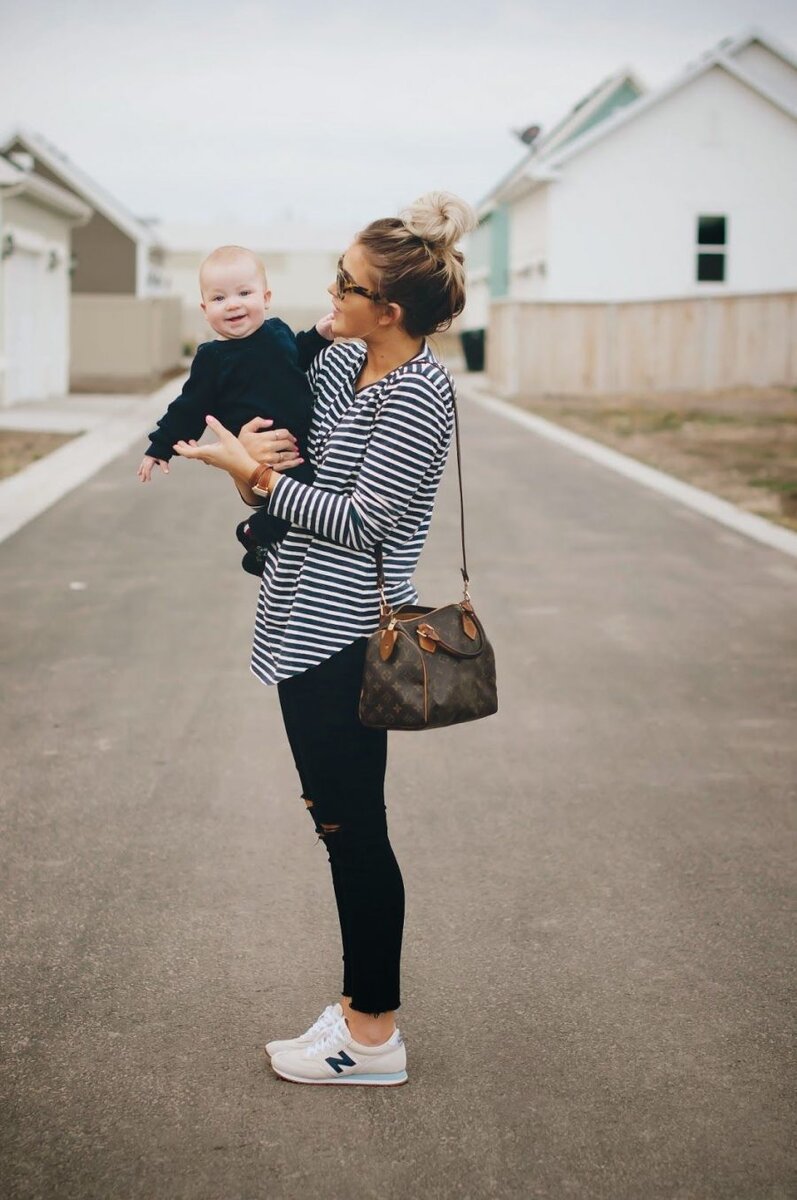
xmin=277 ymin=638 xmax=405 ymax=1015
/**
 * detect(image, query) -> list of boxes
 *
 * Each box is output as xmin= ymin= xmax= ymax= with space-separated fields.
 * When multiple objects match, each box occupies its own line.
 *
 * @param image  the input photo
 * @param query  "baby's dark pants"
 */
xmin=277 ymin=638 xmax=404 ymax=1015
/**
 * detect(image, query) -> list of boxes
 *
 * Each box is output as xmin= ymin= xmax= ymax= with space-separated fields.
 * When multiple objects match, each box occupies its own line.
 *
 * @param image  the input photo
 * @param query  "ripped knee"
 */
xmin=301 ymin=797 xmax=342 ymax=841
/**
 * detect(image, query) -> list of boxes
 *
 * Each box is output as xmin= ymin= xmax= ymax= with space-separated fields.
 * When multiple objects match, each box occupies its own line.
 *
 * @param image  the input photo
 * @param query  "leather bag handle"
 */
xmin=375 ymin=390 xmax=468 ymax=607
xmin=415 ymin=615 xmax=487 ymax=659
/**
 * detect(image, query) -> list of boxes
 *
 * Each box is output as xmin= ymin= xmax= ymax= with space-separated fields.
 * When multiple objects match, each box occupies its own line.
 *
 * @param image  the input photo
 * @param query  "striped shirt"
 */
xmin=250 ymin=338 xmax=455 ymax=685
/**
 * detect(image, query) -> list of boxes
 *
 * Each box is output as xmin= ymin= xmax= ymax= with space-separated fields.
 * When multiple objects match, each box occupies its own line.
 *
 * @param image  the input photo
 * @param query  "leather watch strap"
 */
xmin=249 ymin=463 xmax=274 ymax=494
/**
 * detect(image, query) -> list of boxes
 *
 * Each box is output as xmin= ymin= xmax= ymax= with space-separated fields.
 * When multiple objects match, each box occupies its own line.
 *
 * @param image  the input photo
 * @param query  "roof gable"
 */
xmin=0 ymin=153 xmax=92 ymax=221
xmin=542 ymin=47 xmax=797 ymax=176
xmin=723 ymin=27 xmax=797 ymax=74
xmin=535 ymin=70 xmax=645 ymax=158
xmin=722 ymin=27 xmax=797 ymax=107
xmin=0 ymin=157 xmax=21 ymax=187
xmin=479 ymin=70 xmax=645 ymax=213
xmin=492 ymin=29 xmax=797 ymax=203
xmin=1 ymin=128 xmax=160 ymax=247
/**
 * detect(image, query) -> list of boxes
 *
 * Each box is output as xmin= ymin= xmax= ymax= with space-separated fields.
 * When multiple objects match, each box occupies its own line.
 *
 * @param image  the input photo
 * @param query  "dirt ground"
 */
xmin=515 ymin=386 xmax=797 ymax=532
xmin=0 ymin=430 xmax=79 ymax=481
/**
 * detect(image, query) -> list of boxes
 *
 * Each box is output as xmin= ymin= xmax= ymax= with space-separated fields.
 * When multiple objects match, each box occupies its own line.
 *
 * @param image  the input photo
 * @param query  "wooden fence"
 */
xmin=487 ymin=293 xmax=797 ymax=395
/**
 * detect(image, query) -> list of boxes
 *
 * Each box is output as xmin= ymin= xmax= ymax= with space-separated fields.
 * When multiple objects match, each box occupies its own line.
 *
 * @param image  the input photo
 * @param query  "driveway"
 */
xmin=1 ymin=393 xmax=795 ymax=1199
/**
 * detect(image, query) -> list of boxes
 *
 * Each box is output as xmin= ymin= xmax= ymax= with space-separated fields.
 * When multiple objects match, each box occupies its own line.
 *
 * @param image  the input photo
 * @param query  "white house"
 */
xmin=156 ymin=220 xmax=352 ymax=346
xmin=1 ymin=129 xmax=167 ymax=297
xmin=464 ymin=28 xmax=797 ymax=393
xmin=0 ymin=154 xmax=91 ymax=406
xmin=0 ymin=130 xmax=182 ymax=392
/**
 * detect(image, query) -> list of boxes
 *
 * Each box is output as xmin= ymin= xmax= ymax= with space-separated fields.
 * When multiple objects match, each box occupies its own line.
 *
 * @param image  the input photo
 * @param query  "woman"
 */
xmin=175 ymin=192 xmax=476 ymax=1086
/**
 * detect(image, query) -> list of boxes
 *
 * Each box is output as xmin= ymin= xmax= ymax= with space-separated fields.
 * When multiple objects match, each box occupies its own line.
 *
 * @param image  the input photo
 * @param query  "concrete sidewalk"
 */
xmin=0 ymin=392 xmax=164 ymax=436
xmin=1 ymin=384 xmax=795 ymax=1199
xmin=0 ymin=377 xmax=185 ymax=544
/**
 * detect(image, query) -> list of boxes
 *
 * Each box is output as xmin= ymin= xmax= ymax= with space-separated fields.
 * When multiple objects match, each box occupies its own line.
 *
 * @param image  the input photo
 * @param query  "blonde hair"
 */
xmin=356 ymin=192 xmax=477 ymax=337
xmin=199 ymin=245 xmax=268 ymax=295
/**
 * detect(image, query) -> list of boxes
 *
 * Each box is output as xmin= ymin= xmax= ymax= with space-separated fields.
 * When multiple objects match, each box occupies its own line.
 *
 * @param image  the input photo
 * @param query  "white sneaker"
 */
xmin=265 ymin=1002 xmax=343 ymax=1058
xmin=270 ymin=1013 xmax=407 ymax=1086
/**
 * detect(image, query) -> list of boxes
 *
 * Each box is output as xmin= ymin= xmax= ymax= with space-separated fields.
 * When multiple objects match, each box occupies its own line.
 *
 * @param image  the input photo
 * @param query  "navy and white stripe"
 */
xmin=250 ymin=339 xmax=455 ymax=685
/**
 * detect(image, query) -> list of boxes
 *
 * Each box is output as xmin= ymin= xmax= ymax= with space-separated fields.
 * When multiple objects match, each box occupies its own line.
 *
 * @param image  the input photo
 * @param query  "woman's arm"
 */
xmin=172 ymin=416 xmax=299 ymax=503
xmin=233 ymin=476 xmax=264 ymax=507
xmin=173 ymin=376 xmax=450 ymax=548
xmin=265 ymin=376 xmax=450 ymax=550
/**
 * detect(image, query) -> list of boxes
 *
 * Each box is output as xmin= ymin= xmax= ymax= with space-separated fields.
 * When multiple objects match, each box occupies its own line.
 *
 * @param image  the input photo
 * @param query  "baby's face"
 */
xmin=200 ymin=258 xmax=271 ymax=339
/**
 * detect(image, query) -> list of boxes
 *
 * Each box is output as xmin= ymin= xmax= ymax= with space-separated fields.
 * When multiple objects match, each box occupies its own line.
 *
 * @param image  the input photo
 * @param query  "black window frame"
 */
xmin=697 ymin=253 xmax=725 ymax=282
xmin=697 ymin=215 xmax=726 ymax=245
xmin=695 ymin=214 xmax=728 ymax=284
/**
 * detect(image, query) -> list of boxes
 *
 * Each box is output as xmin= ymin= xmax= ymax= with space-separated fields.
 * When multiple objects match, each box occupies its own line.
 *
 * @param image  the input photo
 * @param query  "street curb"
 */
xmin=458 ymin=379 xmax=797 ymax=561
xmin=0 ymin=376 xmax=185 ymax=545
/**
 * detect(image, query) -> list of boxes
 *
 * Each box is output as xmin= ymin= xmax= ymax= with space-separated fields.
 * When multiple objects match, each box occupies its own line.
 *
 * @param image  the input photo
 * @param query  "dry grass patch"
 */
xmin=515 ymin=387 xmax=797 ymax=532
xmin=0 ymin=429 xmax=80 ymax=481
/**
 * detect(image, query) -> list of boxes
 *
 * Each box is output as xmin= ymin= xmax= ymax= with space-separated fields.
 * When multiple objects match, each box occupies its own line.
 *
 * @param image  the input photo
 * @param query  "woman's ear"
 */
xmin=379 ymin=302 xmax=404 ymax=329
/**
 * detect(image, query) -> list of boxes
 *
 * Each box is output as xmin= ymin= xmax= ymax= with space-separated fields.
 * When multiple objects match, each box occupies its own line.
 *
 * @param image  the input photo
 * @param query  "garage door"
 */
xmin=5 ymin=246 xmax=44 ymax=404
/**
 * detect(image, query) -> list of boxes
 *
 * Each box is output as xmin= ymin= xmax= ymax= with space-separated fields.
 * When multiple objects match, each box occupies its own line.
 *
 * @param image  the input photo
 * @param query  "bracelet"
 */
xmin=249 ymin=463 xmax=274 ymax=495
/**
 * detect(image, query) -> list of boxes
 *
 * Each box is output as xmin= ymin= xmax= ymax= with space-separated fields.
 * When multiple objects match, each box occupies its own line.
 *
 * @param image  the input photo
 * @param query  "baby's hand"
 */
xmin=315 ymin=312 xmax=335 ymax=341
xmin=137 ymin=455 xmax=170 ymax=482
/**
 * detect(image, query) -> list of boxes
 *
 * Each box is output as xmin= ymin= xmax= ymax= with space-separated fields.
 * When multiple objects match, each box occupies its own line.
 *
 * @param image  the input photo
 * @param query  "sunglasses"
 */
xmin=335 ymin=257 xmax=387 ymax=304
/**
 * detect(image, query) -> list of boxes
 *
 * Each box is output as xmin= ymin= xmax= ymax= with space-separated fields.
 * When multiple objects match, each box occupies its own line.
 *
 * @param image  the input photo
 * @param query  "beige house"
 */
xmin=157 ymin=220 xmax=352 ymax=346
xmin=0 ymin=154 xmax=90 ymax=406
xmin=1 ymin=129 xmax=181 ymax=391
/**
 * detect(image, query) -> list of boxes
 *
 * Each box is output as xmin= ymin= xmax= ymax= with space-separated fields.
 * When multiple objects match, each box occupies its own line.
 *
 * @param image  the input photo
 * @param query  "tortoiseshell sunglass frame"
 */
xmin=335 ymin=257 xmax=388 ymax=304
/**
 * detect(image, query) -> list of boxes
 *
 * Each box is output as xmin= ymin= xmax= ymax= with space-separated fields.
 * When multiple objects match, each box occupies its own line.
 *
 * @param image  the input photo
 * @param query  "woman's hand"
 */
xmin=238 ymin=417 xmax=304 ymax=472
xmin=173 ymin=415 xmax=259 ymax=483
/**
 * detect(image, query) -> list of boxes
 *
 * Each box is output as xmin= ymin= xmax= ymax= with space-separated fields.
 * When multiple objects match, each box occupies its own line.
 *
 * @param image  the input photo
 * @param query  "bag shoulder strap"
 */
xmin=375 ymin=389 xmax=469 ymax=605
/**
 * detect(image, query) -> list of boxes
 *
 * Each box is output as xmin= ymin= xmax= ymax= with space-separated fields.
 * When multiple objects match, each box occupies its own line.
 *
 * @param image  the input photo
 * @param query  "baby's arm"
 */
xmin=138 ymin=344 xmax=217 ymax=480
xmin=295 ymin=314 xmax=335 ymax=372
xmin=137 ymin=454 xmax=170 ymax=482
xmin=315 ymin=312 xmax=335 ymax=340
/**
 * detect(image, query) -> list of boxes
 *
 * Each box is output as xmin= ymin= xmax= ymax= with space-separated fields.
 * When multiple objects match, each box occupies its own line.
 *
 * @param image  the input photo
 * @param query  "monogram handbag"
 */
xmin=358 ymin=395 xmax=498 ymax=731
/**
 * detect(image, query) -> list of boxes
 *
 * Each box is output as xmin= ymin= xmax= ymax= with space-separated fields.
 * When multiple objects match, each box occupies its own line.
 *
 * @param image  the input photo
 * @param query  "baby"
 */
xmin=137 ymin=244 xmax=332 ymax=572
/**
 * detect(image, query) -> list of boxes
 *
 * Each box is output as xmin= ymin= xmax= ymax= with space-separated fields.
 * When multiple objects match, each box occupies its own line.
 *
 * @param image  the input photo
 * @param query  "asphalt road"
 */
xmin=1 ymin=395 xmax=795 ymax=1200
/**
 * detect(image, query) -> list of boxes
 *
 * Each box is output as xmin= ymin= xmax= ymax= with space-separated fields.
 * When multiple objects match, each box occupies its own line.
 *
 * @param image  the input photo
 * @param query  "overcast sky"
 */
xmin=1 ymin=0 xmax=795 ymax=233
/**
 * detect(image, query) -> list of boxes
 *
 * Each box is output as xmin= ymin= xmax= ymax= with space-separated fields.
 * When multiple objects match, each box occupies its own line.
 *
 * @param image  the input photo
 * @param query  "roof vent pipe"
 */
xmin=515 ymin=124 xmax=542 ymax=146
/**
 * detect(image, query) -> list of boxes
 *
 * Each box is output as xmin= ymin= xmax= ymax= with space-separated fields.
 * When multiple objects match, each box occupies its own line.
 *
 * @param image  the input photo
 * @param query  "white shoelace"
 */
xmin=303 ymin=1004 xmax=338 ymax=1041
xmin=304 ymin=1014 xmax=350 ymax=1058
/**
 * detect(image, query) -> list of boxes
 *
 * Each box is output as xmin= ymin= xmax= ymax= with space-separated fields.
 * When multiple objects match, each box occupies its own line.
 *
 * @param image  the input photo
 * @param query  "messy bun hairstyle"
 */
xmin=356 ymin=192 xmax=477 ymax=338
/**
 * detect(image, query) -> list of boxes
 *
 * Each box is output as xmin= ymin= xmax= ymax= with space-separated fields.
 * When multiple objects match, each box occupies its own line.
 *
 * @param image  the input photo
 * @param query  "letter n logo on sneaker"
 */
xmin=325 ymin=1050 xmax=356 ymax=1074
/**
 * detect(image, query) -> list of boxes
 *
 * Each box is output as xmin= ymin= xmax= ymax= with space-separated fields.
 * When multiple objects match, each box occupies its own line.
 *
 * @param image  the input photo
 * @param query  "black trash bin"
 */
xmin=460 ymin=329 xmax=485 ymax=372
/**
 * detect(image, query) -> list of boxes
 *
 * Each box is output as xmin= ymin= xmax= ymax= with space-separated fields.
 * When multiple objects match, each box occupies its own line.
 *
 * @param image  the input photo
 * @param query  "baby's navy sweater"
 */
xmin=146 ymin=318 xmax=326 ymax=544
xmin=146 ymin=318 xmax=325 ymax=463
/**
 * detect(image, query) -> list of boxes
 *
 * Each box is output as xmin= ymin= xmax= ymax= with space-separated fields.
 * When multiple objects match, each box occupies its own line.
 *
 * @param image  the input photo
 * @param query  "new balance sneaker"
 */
xmin=270 ymin=1014 xmax=407 ymax=1086
xmin=264 ymin=1002 xmax=343 ymax=1058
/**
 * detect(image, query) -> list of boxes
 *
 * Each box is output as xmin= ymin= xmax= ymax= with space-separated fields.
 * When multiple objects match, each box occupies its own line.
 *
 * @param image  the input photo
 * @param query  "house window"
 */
xmin=696 ymin=215 xmax=727 ymax=282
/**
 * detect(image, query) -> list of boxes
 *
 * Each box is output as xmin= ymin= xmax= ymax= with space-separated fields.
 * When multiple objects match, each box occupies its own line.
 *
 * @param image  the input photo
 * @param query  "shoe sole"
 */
xmin=272 ymin=1066 xmax=408 ymax=1087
